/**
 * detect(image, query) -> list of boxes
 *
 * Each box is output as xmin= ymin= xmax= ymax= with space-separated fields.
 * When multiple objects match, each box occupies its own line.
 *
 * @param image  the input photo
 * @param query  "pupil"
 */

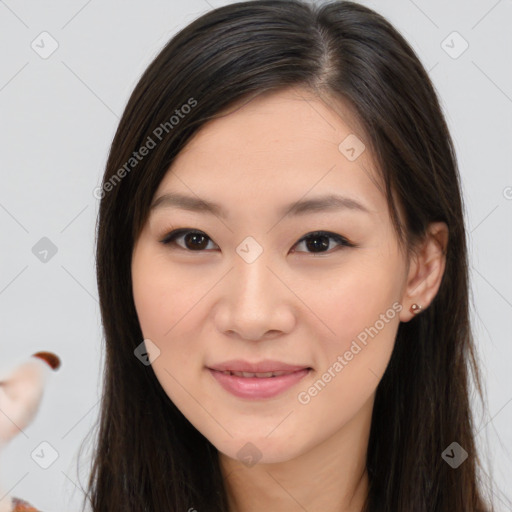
xmin=306 ymin=234 xmax=329 ymax=252
xmin=185 ymin=232 xmax=208 ymax=250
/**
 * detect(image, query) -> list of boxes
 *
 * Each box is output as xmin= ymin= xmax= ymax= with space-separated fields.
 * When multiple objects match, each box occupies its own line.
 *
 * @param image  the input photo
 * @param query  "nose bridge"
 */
xmin=235 ymin=234 xmax=265 ymax=266
xmin=232 ymin=235 xmax=273 ymax=302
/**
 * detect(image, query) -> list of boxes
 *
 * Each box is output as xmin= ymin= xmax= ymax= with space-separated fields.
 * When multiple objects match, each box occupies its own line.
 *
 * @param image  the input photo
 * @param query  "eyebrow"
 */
xmin=150 ymin=191 xmax=371 ymax=219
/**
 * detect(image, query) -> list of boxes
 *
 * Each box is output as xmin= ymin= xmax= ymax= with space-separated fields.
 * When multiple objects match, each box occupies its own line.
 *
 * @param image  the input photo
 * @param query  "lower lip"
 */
xmin=208 ymin=368 xmax=311 ymax=400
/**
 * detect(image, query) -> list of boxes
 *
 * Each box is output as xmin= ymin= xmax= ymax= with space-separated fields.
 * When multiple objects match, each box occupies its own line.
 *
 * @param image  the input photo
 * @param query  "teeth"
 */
xmin=223 ymin=370 xmax=290 ymax=378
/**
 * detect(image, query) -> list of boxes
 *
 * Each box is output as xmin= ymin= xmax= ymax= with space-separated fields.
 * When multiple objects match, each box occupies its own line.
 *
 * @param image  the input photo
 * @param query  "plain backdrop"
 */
xmin=0 ymin=0 xmax=511 ymax=510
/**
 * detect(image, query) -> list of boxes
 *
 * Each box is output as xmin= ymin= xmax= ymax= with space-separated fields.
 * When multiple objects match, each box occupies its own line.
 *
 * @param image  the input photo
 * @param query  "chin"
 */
xmin=215 ymin=435 xmax=306 ymax=467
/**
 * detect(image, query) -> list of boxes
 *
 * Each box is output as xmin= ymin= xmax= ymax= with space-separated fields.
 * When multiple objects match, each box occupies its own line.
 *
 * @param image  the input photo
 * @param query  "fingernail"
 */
xmin=32 ymin=351 xmax=61 ymax=370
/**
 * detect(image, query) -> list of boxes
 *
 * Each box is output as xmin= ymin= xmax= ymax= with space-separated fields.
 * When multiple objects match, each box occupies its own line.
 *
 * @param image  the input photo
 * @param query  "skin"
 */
xmin=131 ymin=86 xmax=448 ymax=512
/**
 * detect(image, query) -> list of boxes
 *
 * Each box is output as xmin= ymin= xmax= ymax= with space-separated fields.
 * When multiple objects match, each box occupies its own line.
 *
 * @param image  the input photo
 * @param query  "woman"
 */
xmin=83 ymin=0 xmax=495 ymax=510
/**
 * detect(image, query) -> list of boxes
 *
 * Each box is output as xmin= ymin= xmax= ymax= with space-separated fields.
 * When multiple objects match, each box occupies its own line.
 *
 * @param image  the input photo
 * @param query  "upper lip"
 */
xmin=208 ymin=359 xmax=311 ymax=373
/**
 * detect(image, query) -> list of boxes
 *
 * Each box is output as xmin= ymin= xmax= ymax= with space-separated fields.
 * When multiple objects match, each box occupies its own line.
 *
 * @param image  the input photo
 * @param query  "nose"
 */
xmin=214 ymin=249 xmax=295 ymax=341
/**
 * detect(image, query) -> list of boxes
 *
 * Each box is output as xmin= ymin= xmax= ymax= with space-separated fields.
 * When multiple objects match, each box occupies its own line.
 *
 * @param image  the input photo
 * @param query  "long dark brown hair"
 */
xmin=81 ymin=1 xmax=496 ymax=510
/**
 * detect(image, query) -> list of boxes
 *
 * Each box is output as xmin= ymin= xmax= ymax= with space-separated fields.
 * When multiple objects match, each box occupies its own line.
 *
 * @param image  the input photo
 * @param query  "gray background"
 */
xmin=0 ymin=0 xmax=511 ymax=510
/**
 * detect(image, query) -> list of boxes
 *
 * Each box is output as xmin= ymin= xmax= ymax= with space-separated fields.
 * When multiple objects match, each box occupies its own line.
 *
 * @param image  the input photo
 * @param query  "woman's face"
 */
xmin=131 ymin=87 xmax=412 ymax=464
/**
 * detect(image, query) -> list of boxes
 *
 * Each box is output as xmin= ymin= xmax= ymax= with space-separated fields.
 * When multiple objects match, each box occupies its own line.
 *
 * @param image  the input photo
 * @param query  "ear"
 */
xmin=399 ymin=221 xmax=449 ymax=322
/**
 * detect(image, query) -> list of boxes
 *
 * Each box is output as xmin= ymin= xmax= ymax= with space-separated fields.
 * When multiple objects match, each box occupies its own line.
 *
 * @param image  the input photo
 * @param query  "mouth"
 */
xmin=213 ymin=369 xmax=308 ymax=378
xmin=207 ymin=367 xmax=312 ymax=400
xmin=207 ymin=359 xmax=312 ymax=374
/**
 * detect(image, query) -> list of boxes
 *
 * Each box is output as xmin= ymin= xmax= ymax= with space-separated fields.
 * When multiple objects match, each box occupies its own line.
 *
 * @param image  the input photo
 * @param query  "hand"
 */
xmin=0 ymin=352 xmax=60 ymax=512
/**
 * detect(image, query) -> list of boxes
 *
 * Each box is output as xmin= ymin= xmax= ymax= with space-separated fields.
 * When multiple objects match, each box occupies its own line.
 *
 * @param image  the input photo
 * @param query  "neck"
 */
xmin=219 ymin=394 xmax=373 ymax=512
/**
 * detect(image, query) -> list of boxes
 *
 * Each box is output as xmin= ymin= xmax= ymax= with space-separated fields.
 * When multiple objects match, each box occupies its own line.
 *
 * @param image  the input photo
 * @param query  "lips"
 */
xmin=206 ymin=359 xmax=312 ymax=399
xmin=208 ymin=359 xmax=311 ymax=374
xmin=208 ymin=367 xmax=311 ymax=400
xmin=217 ymin=370 xmax=293 ymax=378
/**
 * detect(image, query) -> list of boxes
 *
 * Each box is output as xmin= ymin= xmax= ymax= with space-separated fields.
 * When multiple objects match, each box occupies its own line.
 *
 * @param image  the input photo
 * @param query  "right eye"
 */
xmin=160 ymin=229 xmax=219 ymax=251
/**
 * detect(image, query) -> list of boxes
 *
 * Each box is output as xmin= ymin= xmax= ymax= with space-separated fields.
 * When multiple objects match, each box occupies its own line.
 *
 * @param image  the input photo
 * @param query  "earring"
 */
xmin=410 ymin=303 xmax=422 ymax=314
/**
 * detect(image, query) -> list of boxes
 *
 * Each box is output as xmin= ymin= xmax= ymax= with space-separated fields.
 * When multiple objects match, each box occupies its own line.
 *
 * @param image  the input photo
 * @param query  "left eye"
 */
xmin=293 ymin=231 xmax=354 ymax=253
xmin=160 ymin=229 xmax=354 ymax=254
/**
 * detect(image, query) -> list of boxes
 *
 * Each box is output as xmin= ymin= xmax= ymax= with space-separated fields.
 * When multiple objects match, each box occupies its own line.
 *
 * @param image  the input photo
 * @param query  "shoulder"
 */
xmin=11 ymin=497 xmax=40 ymax=512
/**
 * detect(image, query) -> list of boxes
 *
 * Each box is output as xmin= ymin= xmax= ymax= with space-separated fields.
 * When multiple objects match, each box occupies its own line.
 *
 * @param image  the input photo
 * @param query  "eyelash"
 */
xmin=159 ymin=228 xmax=356 ymax=254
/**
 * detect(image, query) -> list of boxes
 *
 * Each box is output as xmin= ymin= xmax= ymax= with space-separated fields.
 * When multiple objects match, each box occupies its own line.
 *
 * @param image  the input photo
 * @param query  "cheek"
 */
xmin=131 ymin=250 xmax=209 ymax=390
xmin=297 ymin=279 xmax=400 ymax=432
xmin=132 ymin=279 xmax=211 ymax=436
xmin=132 ymin=251 xmax=195 ymax=340
xmin=307 ymin=258 xmax=402 ymax=345
xmin=302 ymin=254 xmax=403 ymax=408
xmin=132 ymin=264 xmax=170 ymax=340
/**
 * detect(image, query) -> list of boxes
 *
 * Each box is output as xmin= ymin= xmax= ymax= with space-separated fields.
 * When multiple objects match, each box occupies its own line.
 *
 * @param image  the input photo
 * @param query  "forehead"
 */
xmin=154 ymin=87 xmax=386 ymax=220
